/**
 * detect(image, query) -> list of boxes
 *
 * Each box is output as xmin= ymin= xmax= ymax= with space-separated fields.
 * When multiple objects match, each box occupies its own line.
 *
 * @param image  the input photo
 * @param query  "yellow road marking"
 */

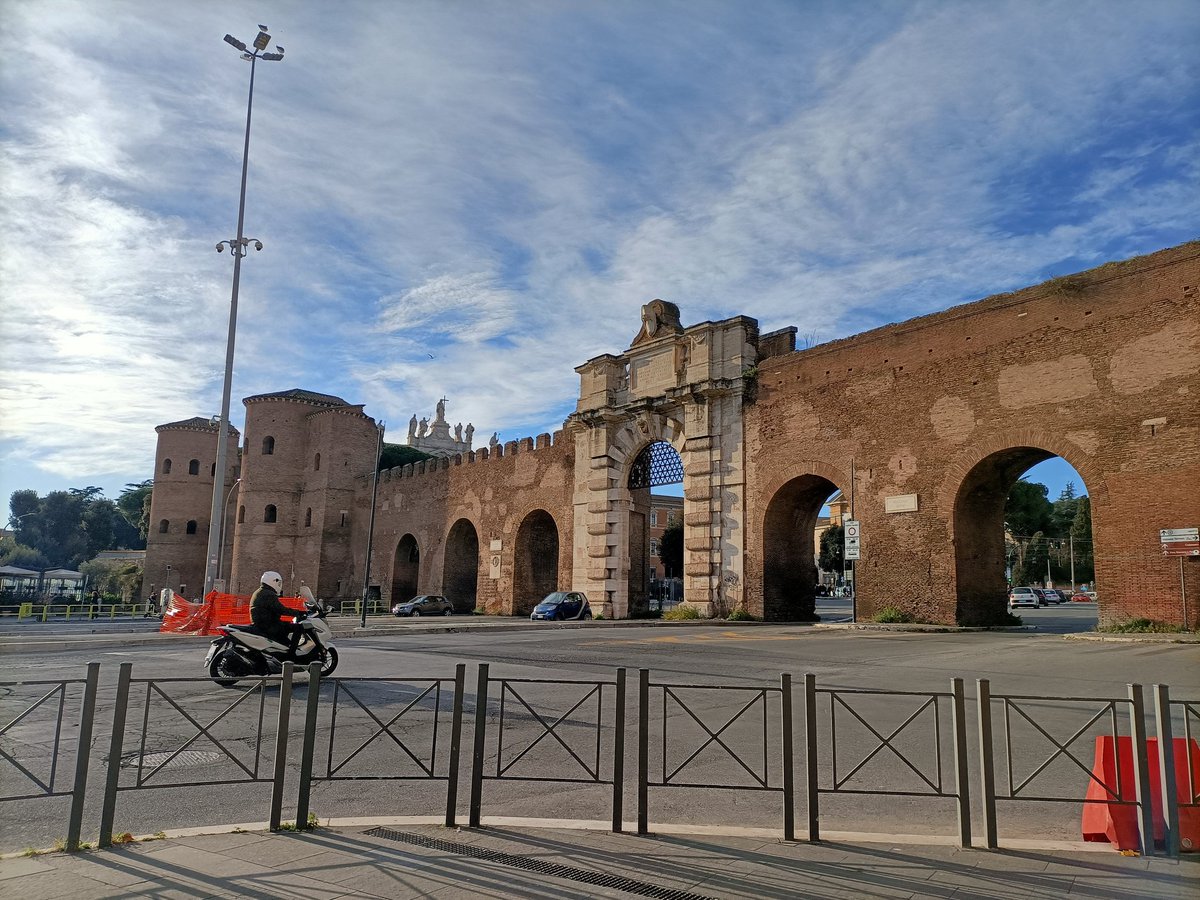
xmin=591 ymin=630 xmax=806 ymax=646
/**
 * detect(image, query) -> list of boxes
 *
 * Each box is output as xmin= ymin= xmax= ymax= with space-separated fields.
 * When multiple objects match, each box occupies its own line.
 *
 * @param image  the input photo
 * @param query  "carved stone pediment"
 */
xmin=630 ymin=299 xmax=683 ymax=348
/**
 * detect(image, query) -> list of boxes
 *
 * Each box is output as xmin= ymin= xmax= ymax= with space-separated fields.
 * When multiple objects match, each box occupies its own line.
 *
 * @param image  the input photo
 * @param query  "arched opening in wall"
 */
xmin=186 ymin=520 xmax=197 ymax=535
xmin=955 ymin=451 xmax=1097 ymax=629
xmin=188 ymin=459 xmax=200 ymax=476
xmin=262 ymin=436 xmax=275 ymax=455
xmin=162 ymin=459 xmax=172 ymax=475
xmin=238 ymin=505 xmax=245 ymax=524
xmin=305 ymin=508 xmax=312 ymax=527
xmin=263 ymin=504 xmax=277 ymax=523
xmin=629 ymin=441 xmax=685 ymax=617
xmin=392 ymin=534 xmax=420 ymax=604
xmin=762 ymin=475 xmax=842 ymax=622
xmin=314 ymin=453 xmax=321 ymax=471
xmin=158 ymin=519 xmax=169 ymax=534
xmin=513 ymin=510 xmax=558 ymax=616
xmin=444 ymin=518 xmax=480 ymax=613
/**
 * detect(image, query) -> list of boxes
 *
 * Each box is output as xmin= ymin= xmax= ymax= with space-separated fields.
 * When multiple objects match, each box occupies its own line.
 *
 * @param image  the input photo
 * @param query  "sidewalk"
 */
xmin=1 ymin=821 xmax=1195 ymax=899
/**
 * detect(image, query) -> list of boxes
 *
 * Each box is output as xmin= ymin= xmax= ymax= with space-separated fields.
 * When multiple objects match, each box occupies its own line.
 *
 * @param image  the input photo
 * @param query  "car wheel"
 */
xmin=412 ymin=610 xmax=421 ymax=617
xmin=443 ymin=607 xmax=453 ymax=616
xmin=582 ymin=609 xmax=592 ymax=620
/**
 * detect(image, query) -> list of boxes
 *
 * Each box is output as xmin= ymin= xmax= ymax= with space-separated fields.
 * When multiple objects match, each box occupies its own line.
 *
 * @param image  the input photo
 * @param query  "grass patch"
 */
xmin=1096 ymin=619 xmax=1191 ymax=634
xmin=872 ymin=606 xmax=915 ymax=624
xmin=277 ymin=813 xmax=321 ymax=832
xmin=662 ymin=605 xmax=700 ymax=621
xmin=726 ymin=608 xmax=758 ymax=622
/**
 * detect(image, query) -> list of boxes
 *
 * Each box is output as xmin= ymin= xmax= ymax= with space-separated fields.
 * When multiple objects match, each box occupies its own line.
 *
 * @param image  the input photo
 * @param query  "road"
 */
xmin=1 ymin=618 xmax=1193 ymax=853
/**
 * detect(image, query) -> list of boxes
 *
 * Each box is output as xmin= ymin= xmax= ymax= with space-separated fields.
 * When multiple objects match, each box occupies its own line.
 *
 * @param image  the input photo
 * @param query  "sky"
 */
xmin=2 ymin=1 xmax=1197 ymax=514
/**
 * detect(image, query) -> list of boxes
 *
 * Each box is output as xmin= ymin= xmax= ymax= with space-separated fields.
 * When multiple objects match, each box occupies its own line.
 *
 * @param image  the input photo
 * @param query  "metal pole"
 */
xmin=99 ymin=662 xmax=133 ymax=848
xmin=612 ymin=668 xmax=627 ymax=833
xmin=1128 ymin=683 xmax=1155 ymax=856
xmin=977 ymin=678 xmax=997 ymax=849
xmin=468 ymin=664 xmax=489 ymax=827
xmin=1181 ymin=557 xmax=1189 ymax=631
xmin=951 ymin=678 xmax=972 ymax=848
xmin=269 ymin=663 xmax=294 ymax=831
xmin=295 ymin=662 xmax=322 ymax=829
xmin=216 ymin=478 xmax=241 ymax=587
xmin=360 ymin=421 xmax=385 ymax=628
xmin=781 ymin=673 xmax=795 ymax=841
xmin=637 ymin=668 xmax=649 ymax=835
xmin=445 ymin=663 xmax=466 ymax=826
xmin=1152 ymin=684 xmax=1180 ymax=858
xmin=1069 ymin=534 xmax=1075 ymax=591
xmin=204 ymin=50 xmax=259 ymax=596
xmin=66 ymin=662 xmax=100 ymax=850
xmin=849 ymin=459 xmax=856 ymax=621
xmin=804 ymin=673 xmax=819 ymax=841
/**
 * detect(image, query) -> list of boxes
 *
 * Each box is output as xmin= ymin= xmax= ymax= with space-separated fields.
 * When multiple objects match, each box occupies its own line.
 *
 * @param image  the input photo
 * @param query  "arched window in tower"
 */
xmin=162 ymin=459 xmax=172 ymax=475
xmin=188 ymin=459 xmax=200 ymax=476
xmin=211 ymin=462 xmax=216 ymax=476
xmin=238 ymin=505 xmax=245 ymax=524
xmin=305 ymin=508 xmax=312 ymax=527
xmin=264 ymin=504 xmax=277 ymax=523
xmin=158 ymin=519 xmax=169 ymax=533
xmin=262 ymin=436 xmax=275 ymax=455
xmin=314 ymin=453 xmax=321 ymax=471
xmin=186 ymin=520 xmax=197 ymax=534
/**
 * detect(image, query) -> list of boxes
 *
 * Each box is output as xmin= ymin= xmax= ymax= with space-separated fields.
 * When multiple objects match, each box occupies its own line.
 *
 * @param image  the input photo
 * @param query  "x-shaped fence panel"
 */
xmin=977 ymin=680 xmax=1155 ymax=854
xmin=639 ymin=670 xmax=795 ymax=840
xmin=469 ymin=665 xmax=626 ymax=832
xmin=804 ymin=675 xmax=970 ymax=847
xmin=0 ymin=664 xmax=98 ymax=850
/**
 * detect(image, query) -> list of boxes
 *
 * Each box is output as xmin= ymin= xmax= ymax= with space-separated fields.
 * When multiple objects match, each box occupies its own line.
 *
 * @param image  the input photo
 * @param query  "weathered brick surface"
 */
xmin=146 ymin=243 xmax=1200 ymax=626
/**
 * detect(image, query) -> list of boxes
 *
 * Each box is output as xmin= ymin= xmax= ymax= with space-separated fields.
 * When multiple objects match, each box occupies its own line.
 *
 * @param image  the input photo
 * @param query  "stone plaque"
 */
xmin=885 ymin=494 xmax=919 ymax=513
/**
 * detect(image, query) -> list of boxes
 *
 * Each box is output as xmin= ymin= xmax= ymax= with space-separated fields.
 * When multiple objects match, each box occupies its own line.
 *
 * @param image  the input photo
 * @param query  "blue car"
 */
xmin=530 ymin=591 xmax=593 ymax=621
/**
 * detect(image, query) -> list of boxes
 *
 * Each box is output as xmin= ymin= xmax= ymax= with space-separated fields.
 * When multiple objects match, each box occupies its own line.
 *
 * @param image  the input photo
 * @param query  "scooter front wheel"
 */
xmin=319 ymin=646 xmax=339 ymax=677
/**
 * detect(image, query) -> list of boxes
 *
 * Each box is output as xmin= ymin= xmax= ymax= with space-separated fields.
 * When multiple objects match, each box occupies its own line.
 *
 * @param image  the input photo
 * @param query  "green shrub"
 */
xmin=1097 ymin=618 xmax=1190 ymax=634
xmin=662 ymin=605 xmax=700 ymax=621
xmin=727 ymin=608 xmax=758 ymax=621
xmin=873 ymin=606 xmax=915 ymax=624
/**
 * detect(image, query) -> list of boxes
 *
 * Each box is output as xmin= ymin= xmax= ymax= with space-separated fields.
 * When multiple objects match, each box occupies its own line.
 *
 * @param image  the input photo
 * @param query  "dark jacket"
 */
xmin=250 ymin=583 xmax=291 ymax=631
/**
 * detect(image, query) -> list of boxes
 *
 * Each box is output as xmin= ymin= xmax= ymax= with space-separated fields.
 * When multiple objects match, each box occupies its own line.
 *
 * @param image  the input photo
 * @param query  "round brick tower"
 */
xmin=143 ymin=417 xmax=240 ymax=601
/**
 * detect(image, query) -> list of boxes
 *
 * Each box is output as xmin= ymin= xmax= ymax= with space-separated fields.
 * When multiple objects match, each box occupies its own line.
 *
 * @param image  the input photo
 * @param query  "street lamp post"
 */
xmin=203 ymin=26 xmax=284 ymax=597
xmin=215 ymin=478 xmax=242 ymax=590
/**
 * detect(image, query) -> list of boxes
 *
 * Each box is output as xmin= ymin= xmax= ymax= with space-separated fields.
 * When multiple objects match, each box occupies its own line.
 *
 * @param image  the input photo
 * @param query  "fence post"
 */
xmin=98 ymin=662 xmax=133 ymax=848
xmin=1128 ymin=684 xmax=1155 ymax=857
xmin=612 ymin=667 xmax=626 ymax=833
xmin=804 ymin=673 xmax=819 ymax=842
xmin=295 ymin=662 xmax=322 ymax=830
xmin=950 ymin=677 xmax=972 ymax=848
xmin=637 ymin=668 xmax=649 ymax=835
xmin=782 ymin=673 xmax=795 ymax=842
xmin=269 ymin=663 xmax=295 ymax=831
xmin=976 ymin=678 xmax=997 ymax=849
xmin=468 ymin=663 xmax=489 ymax=827
xmin=1152 ymin=684 xmax=1180 ymax=858
xmin=445 ymin=663 xmax=466 ymax=826
xmin=66 ymin=662 xmax=100 ymax=850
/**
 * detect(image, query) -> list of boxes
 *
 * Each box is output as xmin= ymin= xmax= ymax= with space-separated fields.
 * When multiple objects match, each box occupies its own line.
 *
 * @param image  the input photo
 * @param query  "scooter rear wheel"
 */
xmin=209 ymin=648 xmax=248 ymax=687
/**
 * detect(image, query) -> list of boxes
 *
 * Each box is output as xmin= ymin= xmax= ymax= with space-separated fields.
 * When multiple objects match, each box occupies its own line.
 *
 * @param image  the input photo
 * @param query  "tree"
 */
xmin=819 ymin=525 xmax=844 ymax=573
xmin=659 ymin=518 xmax=683 ymax=578
xmin=378 ymin=443 xmax=431 ymax=471
xmin=7 ymin=486 xmax=144 ymax=569
xmin=1069 ymin=496 xmax=1095 ymax=584
xmin=1005 ymin=479 xmax=1052 ymax=585
xmin=1049 ymin=482 xmax=1080 ymax=539
xmin=117 ymin=481 xmax=153 ymax=543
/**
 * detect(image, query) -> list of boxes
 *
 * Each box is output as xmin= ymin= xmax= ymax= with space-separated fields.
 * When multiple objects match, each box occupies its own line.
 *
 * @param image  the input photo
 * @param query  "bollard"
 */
xmin=637 ymin=668 xmax=649 ymax=835
xmin=295 ymin=662 xmax=322 ymax=829
xmin=99 ymin=663 xmax=134 ymax=848
xmin=612 ymin=668 xmax=627 ymax=833
xmin=804 ymin=673 xmax=819 ymax=842
xmin=782 ymin=673 xmax=795 ymax=842
xmin=66 ymin=662 xmax=100 ymax=850
xmin=468 ymin=664 xmax=490 ymax=827
xmin=445 ymin=664 xmax=466 ymax=827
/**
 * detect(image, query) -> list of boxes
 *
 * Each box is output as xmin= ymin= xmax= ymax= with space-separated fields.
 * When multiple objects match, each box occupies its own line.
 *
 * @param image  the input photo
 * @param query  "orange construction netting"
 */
xmin=159 ymin=590 xmax=307 ymax=636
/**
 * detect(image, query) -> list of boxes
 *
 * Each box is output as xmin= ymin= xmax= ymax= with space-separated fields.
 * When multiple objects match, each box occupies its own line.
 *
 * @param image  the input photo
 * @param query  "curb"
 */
xmin=813 ymin=623 xmax=1036 ymax=633
xmin=1064 ymin=632 xmax=1200 ymax=644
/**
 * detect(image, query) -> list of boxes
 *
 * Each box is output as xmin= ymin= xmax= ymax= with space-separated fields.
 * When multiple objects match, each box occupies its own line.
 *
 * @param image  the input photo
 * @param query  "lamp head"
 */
xmin=253 ymin=30 xmax=271 ymax=51
xmin=223 ymin=34 xmax=247 ymax=52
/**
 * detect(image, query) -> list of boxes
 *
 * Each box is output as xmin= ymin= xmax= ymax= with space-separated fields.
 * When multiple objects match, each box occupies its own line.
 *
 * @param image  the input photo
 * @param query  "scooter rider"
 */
xmin=250 ymin=571 xmax=303 ymax=658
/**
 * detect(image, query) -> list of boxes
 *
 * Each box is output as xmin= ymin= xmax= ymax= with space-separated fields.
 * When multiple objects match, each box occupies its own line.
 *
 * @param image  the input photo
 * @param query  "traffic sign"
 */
xmin=844 ymin=520 xmax=861 ymax=559
xmin=1161 ymin=527 xmax=1199 ymax=556
xmin=845 ymin=546 xmax=860 ymax=560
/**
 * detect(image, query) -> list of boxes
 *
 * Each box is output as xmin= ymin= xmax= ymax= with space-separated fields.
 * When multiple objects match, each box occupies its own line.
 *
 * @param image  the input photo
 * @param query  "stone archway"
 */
xmin=951 ymin=446 xmax=1096 ymax=625
xmin=444 ymin=518 xmax=480 ymax=613
xmin=761 ymin=473 xmax=842 ymax=621
xmin=514 ymin=510 xmax=559 ymax=615
xmin=391 ymin=534 xmax=420 ymax=604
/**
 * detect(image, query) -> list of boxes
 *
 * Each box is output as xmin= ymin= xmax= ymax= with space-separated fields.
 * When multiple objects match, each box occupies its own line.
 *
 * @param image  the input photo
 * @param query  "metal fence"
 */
xmin=2 ymin=663 xmax=1195 ymax=857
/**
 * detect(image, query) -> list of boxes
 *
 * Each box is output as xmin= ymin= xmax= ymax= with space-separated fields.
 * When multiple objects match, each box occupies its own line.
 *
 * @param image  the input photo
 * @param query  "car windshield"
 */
xmin=541 ymin=592 xmax=570 ymax=605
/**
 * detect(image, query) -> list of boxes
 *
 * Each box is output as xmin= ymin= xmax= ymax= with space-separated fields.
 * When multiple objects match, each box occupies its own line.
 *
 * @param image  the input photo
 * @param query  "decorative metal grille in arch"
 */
xmin=628 ymin=441 xmax=684 ymax=489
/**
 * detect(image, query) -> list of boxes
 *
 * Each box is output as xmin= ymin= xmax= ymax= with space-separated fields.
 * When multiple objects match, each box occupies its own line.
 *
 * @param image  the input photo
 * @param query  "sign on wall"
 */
xmin=1160 ymin=527 xmax=1199 ymax=557
xmin=844 ymin=519 xmax=861 ymax=560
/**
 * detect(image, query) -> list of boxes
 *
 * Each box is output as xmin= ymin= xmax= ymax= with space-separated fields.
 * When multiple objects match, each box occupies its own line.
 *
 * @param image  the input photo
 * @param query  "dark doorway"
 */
xmin=514 ymin=510 xmax=558 ymax=615
xmin=761 ymin=474 xmax=841 ymax=621
xmin=629 ymin=441 xmax=685 ymax=617
xmin=391 ymin=534 xmax=420 ymax=605
xmin=444 ymin=518 xmax=480 ymax=613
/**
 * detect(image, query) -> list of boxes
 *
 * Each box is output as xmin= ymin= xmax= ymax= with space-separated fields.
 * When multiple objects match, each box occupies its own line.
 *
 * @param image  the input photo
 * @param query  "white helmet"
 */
xmin=261 ymin=571 xmax=283 ymax=592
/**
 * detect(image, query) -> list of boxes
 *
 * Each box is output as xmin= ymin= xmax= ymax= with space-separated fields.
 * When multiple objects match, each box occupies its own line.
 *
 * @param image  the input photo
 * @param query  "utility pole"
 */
xmin=1069 ymin=534 xmax=1075 ymax=591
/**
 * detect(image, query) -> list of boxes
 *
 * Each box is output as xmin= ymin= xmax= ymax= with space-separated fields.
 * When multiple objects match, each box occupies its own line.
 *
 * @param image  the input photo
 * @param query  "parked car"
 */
xmin=1042 ymin=589 xmax=1067 ymax=604
xmin=530 ymin=591 xmax=593 ymax=621
xmin=1070 ymin=592 xmax=1091 ymax=602
xmin=1030 ymin=588 xmax=1048 ymax=606
xmin=1008 ymin=587 xmax=1040 ymax=608
xmin=391 ymin=595 xmax=454 ymax=617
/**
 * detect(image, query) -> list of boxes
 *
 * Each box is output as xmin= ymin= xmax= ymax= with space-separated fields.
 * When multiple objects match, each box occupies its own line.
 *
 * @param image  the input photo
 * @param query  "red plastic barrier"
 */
xmin=159 ymin=590 xmax=307 ymax=637
xmin=1082 ymin=735 xmax=1200 ymax=851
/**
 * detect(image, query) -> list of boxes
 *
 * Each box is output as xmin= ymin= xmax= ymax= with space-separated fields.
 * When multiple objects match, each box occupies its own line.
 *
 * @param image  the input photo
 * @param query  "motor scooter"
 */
xmin=205 ymin=588 xmax=337 ymax=686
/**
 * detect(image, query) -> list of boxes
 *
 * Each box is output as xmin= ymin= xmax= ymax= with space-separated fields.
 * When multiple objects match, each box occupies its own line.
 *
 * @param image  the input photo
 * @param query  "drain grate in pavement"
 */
xmin=363 ymin=827 xmax=716 ymax=900
xmin=121 ymin=749 xmax=224 ymax=768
